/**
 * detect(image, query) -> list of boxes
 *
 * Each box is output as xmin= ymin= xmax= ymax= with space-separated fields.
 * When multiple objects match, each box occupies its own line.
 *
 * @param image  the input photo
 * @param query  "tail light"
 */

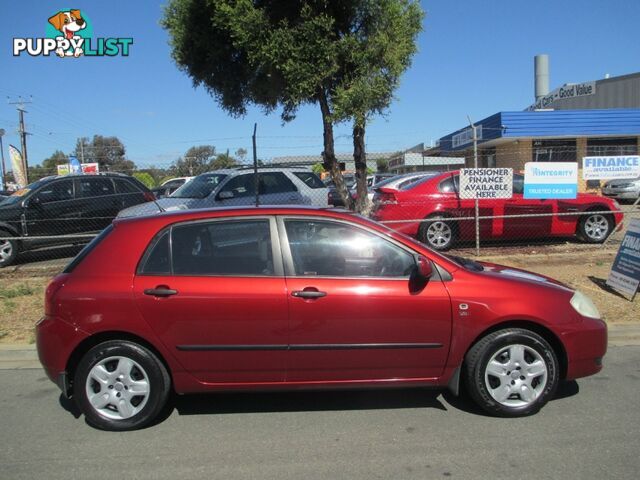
xmin=44 ymin=274 xmax=69 ymax=316
xmin=143 ymin=191 xmax=156 ymax=202
xmin=377 ymin=192 xmax=398 ymax=205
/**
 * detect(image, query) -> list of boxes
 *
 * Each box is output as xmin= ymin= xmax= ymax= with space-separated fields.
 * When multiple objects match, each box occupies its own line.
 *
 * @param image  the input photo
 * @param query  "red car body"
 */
xmin=371 ymin=170 xmax=623 ymax=245
xmin=37 ymin=207 xmax=606 ymax=405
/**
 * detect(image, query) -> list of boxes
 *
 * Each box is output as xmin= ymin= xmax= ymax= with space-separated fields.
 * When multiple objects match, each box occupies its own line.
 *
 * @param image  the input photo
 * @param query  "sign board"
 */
xmin=607 ymin=219 xmax=640 ymax=300
xmin=57 ymin=163 xmax=100 ymax=176
xmin=459 ymin=168 xmax=513 ymax=199
xmin=582 ymin=156 xmax=640 ymax=180
xmin=526 ymin=81 xmax=596 ymax=111
xmin=524 ymin=162 xmax=577 ymax=199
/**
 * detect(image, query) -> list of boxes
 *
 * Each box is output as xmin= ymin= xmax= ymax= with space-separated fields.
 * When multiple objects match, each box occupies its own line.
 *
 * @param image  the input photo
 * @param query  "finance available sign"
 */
xmin=582 ymin=156 xmax=640 ymax=180
xmin=524 ymin=162 xmax=578 ymax=199
xmin=607 ymin=219 xmax=640 ymax=300
xmin=459 ymin=168 xmax=513 ymax=199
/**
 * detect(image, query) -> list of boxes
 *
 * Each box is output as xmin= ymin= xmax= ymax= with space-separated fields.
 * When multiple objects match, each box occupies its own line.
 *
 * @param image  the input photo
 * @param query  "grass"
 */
xmin=0 ymin=277 xmax=48 ymax=344
xmin=0 ymin=284 xmax=38 ymax=299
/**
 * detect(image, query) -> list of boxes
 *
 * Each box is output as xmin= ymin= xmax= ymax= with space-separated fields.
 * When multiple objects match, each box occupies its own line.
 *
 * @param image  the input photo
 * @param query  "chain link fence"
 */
xmin=0 ymin=153 xmax=639 ymax=269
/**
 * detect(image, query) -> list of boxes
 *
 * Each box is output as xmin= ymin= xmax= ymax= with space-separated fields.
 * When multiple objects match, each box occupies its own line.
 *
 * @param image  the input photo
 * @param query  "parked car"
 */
xmin=37 ymin=206 xmax=607 ymax=430
xmin=349 ymin=173 xmax=397 ymax=202
xmin=160 ymin=176 xmax=194 ymax=189
xmin=371 ymin=172 xmax=440 ymax=202
xmin=119 ymin=168 xmax=328 ymax=217
xmin=151 ymin=185 xmax=178 ymax=199
xmin=326 ymin=174 xmax=356 ymax=207
xmin=0 ymin=173 xmax=155 ymax=267
xmin=602 ymin=177 xmax=640 ymax=202
xmin=371 ymin=171 xmax=623 ymax=250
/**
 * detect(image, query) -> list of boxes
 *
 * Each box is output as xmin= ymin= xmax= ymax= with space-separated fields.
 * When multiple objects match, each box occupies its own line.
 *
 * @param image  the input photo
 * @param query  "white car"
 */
xmin=119 ymin=168 xmax=328 ymax=217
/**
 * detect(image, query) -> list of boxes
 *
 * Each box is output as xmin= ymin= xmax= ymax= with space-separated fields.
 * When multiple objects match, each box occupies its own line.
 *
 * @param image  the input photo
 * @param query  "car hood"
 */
xmin=118 ymin=197 xmax=210 ymax=218
xmin=477 ymin=262 xmax=573 ymax=292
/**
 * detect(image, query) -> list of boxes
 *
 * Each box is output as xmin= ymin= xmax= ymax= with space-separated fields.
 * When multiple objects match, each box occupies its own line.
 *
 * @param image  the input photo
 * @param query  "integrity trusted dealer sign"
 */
xmin=459 ymin=168 xmax=513 ymax=199
xmin=524 ymin=162 xmax=578 ymax=199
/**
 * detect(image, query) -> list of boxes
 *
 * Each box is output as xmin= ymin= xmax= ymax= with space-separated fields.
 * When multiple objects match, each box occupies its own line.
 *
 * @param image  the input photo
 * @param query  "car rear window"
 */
xmin=292 ymin=172 xmax=326 ymax=189
xmin=63 ymin=225 xmax=114 ymax=273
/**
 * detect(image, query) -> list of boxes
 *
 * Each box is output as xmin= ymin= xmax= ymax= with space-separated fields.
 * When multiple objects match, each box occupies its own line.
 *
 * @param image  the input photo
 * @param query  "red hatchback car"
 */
xmin=372 ymin=171 xmax=623 ymax=250
xmin=37 ymin=207 xmax=606 ymax=430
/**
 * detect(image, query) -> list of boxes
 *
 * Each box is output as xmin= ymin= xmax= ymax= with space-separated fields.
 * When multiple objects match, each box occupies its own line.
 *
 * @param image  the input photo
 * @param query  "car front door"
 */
xmin=502 ymin=175 xmax=554 ymax=239
xmin=132 ymin=217 xmax=288 ymax=384
xmin=279 ymin=217 xmax=452 ymax=382
xmin=22 ymin=178 xmax=82 ymax=238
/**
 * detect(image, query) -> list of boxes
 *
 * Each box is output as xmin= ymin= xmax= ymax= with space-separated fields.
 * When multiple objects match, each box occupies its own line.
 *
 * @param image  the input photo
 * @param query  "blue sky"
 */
xmin=1 ymin=0 xmax=639 ymax=170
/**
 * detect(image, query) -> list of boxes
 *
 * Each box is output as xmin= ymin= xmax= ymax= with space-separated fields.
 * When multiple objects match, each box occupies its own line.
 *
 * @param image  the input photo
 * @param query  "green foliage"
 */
xmin=171 ymin=145 xmax=216 ymax=176
xmin=376 ymin=158 xmax=389 ymax=172
xmin=132 ymin=172 xmax=156 ymax=188
xmin=0 ymin=284 xmax=37 ymax=299
xmin=311 ymin=163 xmax=325 ymax=175
xmin=41 ymin=150 xmax=68 ymax=171
xmin=211 ymin=152 xmax=238 ymax=170
xmin=75 ymin=135 xmax=135 ymax=173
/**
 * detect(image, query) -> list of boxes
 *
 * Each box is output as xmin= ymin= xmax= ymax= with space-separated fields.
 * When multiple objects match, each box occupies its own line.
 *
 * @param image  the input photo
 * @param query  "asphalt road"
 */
xmin=1 ymin=346 xmax=639 ymax=480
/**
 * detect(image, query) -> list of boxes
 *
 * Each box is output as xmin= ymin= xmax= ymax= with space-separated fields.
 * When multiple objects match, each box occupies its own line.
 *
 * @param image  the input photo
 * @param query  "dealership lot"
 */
xmin=1 ymin=345 xmax=638 ymax=479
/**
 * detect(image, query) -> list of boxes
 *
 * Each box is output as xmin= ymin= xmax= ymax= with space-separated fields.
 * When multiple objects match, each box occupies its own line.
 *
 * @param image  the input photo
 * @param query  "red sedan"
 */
xmin=37 ymin=207 xmax=606 ymax=430
xmin=372 ymin=171 xmax=623 ymax=250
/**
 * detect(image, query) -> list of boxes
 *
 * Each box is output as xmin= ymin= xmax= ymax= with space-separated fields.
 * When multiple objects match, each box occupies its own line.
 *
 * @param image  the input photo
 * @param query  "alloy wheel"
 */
xmin=584 ymin=214 xmax=609 ymax=241
xmin=0 ymin=239 xmax=13 ymax=262
xmin=426 ymin=221 xmax=452 ymax=248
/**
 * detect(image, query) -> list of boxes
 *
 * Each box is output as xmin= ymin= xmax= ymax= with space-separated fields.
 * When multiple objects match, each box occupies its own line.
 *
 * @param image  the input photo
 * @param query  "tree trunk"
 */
xmin=318 ymin=89 xmax=353 ymax=210
xmin=353 ymin=116 xmax=371 ymax=214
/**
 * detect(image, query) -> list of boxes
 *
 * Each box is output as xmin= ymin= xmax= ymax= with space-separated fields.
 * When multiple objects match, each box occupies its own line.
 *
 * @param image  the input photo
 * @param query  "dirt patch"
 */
xmin=0 ymin=244 xmax=637 ymax=344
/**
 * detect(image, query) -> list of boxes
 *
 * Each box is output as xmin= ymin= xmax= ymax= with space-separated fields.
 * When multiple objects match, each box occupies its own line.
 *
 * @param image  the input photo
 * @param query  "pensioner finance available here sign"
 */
xmin=459 ymin=168 xmax=513 ymax=199
xmin=524 ymin=162 xmax=578 ymax=199
xmin=582 ymin=155 xmax=640 ymax=180
xmin=607 ymin=218 xmax=640 ymax=300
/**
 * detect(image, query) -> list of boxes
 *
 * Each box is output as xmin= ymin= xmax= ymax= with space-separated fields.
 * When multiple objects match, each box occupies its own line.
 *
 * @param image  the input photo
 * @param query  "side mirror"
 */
xmin=25 ymin=196 xmax=41 ymax=208
xmin=415 ymin=255 xmax=433 ymax=279
xmin=218 ymin=191 xmax=234 ymax=200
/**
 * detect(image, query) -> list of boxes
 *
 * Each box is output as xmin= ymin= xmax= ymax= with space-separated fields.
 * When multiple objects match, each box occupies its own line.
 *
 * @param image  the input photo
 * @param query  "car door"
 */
xmin=441 ymin=174 xmax=493 ymax=240
xmin=279 ymin=217 xmax=452 ymax=382
xmin=132 ymin=217 xmax=289 ymax=384
xmin=22 ymin=178 xmax=83 ymax=238
xmin=258 ymin=172 xmax=303 ymax=204
xmin=74 ymin=177 xmax=119 ymax=232
xmin=502 ymin=174 xmax=554 ymax=239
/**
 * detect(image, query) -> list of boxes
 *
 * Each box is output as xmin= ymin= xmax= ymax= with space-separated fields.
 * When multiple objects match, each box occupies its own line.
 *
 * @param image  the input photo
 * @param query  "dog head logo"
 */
xmin=47 ymin=9 xmax=87 ymax=57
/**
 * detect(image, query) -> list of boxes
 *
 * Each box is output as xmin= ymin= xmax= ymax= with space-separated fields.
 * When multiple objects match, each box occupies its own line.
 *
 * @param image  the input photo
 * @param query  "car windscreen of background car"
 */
xmin=171 ymin=174 xmax=227 ymax=198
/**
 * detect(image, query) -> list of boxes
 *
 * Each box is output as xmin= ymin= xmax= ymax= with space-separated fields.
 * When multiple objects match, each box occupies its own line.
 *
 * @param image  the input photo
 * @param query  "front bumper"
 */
xmin=561 ymin=316 xmax=608 ymax=380
xmin=602 ymin=188 xmax=640 ymax=200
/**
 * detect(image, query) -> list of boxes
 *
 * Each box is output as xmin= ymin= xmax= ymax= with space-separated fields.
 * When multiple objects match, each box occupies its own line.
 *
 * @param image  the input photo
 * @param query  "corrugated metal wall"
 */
xmin=550 ymin=73 xmax=640 ymax=110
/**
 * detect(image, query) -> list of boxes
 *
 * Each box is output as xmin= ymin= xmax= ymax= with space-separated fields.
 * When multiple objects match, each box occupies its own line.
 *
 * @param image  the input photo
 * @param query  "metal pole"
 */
xmin=467 ymin=116 xmax=480 ymax=256
xmin=0 ymin=131 xmax=6 ymax=190
xmin=17 ymin=107 xmax=29 ymax=184
xmin=252 ymin=123 xmax=259 ymax=207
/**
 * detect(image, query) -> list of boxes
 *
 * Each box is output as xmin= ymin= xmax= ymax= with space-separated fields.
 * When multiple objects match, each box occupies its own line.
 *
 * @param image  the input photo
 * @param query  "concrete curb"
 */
xmin=1 ymin=323 xmax=639 ymax=370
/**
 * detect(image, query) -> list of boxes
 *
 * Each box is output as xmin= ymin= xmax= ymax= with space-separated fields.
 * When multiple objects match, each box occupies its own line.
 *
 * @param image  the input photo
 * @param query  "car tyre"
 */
xmin=74 ymin=340 xmax=171 ymax=431
xmin=578 ymin=212 xmax=613 ymax=243
xmin=0 ymin=233 xmax=18 ymax=268
xmin=464 ymin=328 xmax=559 ymax=417
xmin=418 ymin=216 xmax=455 ymax=250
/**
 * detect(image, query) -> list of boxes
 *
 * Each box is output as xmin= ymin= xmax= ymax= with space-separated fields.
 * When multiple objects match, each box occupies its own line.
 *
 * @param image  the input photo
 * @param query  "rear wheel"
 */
xmin=418 ymin=216 xmax=455 ymax=250
xmin=74 ymin=340 xmax=171 ymax=431
xmin=0 ymin=233 xmax=18 ymax=268
xmin=578 ymin=212 xmax=613 ymax=243
xmin=464 ymin=328 xmax=559 ymax=417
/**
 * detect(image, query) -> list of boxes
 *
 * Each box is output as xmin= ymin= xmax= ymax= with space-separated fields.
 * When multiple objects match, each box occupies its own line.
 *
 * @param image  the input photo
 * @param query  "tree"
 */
xmin=132 ymin=172 xmax=156 ymax=188
xmin=235 ymin=148 xmax=248 ymax=163
xmin=376 ymin=158 xmax=389 ymax=173
xmin=163 ymin=0 xmax=422 ymax=212
xmin=211 ymin=152 xmax=238 ymax=170
xmin=74 ymin=135 xmax=135 ymax=173
xmin=171 ymin=145 xmax=216 ymax=176
xmin=41 ymin=150 xmax=68 ymax=173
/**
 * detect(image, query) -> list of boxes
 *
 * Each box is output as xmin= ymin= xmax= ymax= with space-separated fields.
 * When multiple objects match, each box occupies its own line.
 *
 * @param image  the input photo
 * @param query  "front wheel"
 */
xmin=464 ymin=329 xmax=559 ymax=417
xmin=418 ymin=217 xmax=455 ymax=250
xmin=74 ymin=340 xmax=171 ymax=431
xmin=578 ymin=212 xmax=613 ymax=243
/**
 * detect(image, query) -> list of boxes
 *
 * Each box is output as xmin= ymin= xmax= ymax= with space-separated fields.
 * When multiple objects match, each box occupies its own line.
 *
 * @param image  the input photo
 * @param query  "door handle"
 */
xmin=144 ymin=287 xmax=178 ymax=297
xmin=292 ymin=290 xmax=327 ymax=299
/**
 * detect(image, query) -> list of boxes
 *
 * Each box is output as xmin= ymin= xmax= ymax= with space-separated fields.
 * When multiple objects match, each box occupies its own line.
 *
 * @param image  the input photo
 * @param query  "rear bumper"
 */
xmin=36 ymin=315 xmax=88 ymax=393
xmin=562 ymin=316 xmax=608 ymax=380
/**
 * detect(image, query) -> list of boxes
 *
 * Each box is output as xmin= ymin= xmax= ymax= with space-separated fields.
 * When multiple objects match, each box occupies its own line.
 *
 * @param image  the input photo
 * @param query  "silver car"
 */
xmin=119 ymin=168 xmax=328 ymax=217
xmin=602 ymin=177 xmax=640 ymax=202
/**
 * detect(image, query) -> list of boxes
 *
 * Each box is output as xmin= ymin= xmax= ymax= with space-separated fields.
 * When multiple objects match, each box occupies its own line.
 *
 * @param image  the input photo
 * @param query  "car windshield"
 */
xmin=171 ymin=173 xmax=227 ymax=199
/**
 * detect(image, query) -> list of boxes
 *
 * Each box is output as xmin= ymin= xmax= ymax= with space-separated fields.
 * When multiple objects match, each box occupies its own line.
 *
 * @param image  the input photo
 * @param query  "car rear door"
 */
xmin=502 ymin=175 xmax=554 ymax=239
xmin=279 ymin=216 xmax=452 ymax=382
xmin=74 ymin=177 xmax=119 ymax=232
xmin=132 ymin=216 xmax=288 ymax=384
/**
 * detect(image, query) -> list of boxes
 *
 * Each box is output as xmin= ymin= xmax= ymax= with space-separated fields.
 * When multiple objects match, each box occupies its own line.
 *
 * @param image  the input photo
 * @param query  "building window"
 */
xmin=482 ymin=147 xmax=496 ymax=168
xmin=532 ymin=139 xmax=577 ymax=162
xmin=586 ymin=137 xmax=638 ymax=156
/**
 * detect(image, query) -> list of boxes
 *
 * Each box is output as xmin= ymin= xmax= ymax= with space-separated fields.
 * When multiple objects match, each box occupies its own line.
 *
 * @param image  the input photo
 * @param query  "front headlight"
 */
xmin=570 ymin=290 xmax=601 ymax=319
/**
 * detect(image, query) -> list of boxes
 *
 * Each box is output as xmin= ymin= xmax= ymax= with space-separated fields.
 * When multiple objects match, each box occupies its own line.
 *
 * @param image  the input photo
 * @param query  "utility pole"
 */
xmin=252 ymin=123 xmax=259 ymax=207
xmin=467 ymin=115 xmax=480 ymax=256
xmin=0 ymin=129 xmax=6 ymax=190
xmin=8 ymin=97 xmax=32 ymax=185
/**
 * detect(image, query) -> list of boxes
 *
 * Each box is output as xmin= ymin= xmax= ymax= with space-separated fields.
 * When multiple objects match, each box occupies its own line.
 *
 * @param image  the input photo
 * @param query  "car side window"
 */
xmin=513 ymin=174 xmax=524 ymax=195
xmin=219 ymin=174 xmax=256 ymax=198
xmin=115 ymin=179 xmax=139 ymax=194
xmin=172 ymin=220 xmax=273 ymax=276
xmin=76 ymin=178 xmax=115 ymax=198
xmin=140 ymin=231 xmax=170 ymax=274
xmin=284 ymin=220 xmax=415 ymax=278
xmin=260 ymin=172 xmax=297 ymax=194
xmin=33 ymin=179 xmax=73 ymax=203
xmin=292 ymin=172 xmax=325 ymax=189
xmin=438 ymin=175 xmax=459 ymax=193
